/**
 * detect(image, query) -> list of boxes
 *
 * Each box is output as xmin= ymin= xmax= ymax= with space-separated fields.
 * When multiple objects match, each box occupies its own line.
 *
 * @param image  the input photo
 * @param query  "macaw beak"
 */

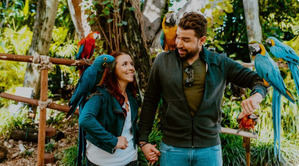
xmin=248 ymin=43 xmax=261 ymax=57
xmin=94 ymin=33 xmax=101 ymax=40
xmin=266 ymin=38 xmax=274 ymax=46
xmin=165 ymin=13 xmax=176 ymax=26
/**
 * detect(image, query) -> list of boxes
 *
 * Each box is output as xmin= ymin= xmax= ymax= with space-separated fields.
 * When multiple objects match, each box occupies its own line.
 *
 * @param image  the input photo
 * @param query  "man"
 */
xmin=138 ymin=12 xmax=267 ymax=166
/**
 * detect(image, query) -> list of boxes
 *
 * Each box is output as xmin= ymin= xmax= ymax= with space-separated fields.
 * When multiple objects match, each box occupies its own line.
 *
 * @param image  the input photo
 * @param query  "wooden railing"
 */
xmin=0 ymin=53 xmax=258 ymax=166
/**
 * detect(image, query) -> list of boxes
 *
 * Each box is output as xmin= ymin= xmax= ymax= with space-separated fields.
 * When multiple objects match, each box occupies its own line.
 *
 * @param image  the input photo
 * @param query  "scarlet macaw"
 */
xmin=66 ymin=54 xmax=115 ymax=119
xmin=249 ymin=42 xmax=295 ymax=160
xmin=76 ymin=32 xmax=101 ymax=75
xmin=160 ymin=11 xmax=177 ymax=51
xmin=266 ymin=36 xmax=299 ymax=95
xmin=238 ymin=114 xmax=258 ymax=131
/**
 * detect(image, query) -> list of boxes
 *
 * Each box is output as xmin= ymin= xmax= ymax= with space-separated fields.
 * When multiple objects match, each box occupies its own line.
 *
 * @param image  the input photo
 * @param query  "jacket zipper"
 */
xmin=181 ymin=60 xmax=195 ymax=148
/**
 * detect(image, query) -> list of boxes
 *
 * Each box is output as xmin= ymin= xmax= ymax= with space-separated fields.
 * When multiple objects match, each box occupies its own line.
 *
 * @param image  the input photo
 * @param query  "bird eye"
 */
xmin=104 ymin=57 xmax=107 ymax=61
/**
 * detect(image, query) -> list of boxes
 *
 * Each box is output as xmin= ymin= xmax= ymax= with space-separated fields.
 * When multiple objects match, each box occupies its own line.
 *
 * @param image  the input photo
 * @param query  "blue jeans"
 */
xmin=160 ymin=142 xmax=223 ymax=166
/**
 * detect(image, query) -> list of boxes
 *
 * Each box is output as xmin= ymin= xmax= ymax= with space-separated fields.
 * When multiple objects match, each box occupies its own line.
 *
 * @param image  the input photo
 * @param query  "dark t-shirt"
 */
xmin=183 ymin=57 xmax=207 ymax=116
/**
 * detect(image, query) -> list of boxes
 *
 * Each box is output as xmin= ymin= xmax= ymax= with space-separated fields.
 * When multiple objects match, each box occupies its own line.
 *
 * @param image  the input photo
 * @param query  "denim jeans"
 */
xmin=160 ymin=142 xmax=223 ymax=166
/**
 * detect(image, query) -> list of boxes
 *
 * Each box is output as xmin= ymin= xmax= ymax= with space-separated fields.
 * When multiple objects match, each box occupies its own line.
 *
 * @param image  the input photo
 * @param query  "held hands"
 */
xmin=238 ymin=93 xmax=263 ymax=119
xmin=115 ymin=136 xmax=128 ymax=149
xmin=141 ymin=143 xmax=160 ymax=165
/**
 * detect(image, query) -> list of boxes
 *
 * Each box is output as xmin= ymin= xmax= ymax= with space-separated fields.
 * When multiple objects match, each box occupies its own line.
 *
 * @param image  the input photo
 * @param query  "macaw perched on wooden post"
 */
xmin=160 ymin=11 xmax=177 ymax=51
xmin=66 ymin=54 xmax=115 ymax=119
xmin=238 ymin=114 xmax=258 ymax=131
xmin=238 ymin=113 xmax=258 ymax=166
xmin=266 ymin=36 xmax=299 ymax=95
xmin=249 ymin=42 xmax=295 ymax=160
xmin=76 ymin=32 xmax=101 ymax=75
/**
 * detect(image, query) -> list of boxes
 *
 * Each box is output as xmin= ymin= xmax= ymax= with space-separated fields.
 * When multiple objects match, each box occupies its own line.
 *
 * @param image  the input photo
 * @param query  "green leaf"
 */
xmin=128 ymin=7 xmax=135 ymax=11
xmin=107 ymin=18 xmax=113 ymax=23
xmin=121 ymin=21 xmax=127 ymax=26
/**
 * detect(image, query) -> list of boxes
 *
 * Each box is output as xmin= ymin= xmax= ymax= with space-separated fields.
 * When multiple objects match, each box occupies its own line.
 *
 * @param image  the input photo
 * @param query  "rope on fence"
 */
xmin=38 ymin=99 xmax=53 ymax=110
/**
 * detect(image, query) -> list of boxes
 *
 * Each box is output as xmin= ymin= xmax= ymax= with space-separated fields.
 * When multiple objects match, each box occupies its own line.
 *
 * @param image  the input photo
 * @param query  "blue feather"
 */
xmin=268 ymin=36 xmax=299 ymax=96
xmin=254 ymin=45 xmax=295 ymax=161
xmin=160 ymin=31 xmax=165 ymax=50
xmin=67 ymin=54 xmax=115 ymax=118
xmin=254 ymin=52 xmax=295 ymax=103
xmin=76 ymin=44 xmax=85 ymax=60
xmin=272 ymin=89 xmax=281 ymax=159
xmin=268 ymin=36 xmax=299 ymax=65
xmin=289 ymin=63 xmax=299 ymax=94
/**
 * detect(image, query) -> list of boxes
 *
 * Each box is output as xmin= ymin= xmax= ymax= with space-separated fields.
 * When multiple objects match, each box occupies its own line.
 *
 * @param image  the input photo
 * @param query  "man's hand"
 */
xmin=115 ymin=136 xmax=128 ymax=149
xmin=141 ymin=143 xmax=160 ymax=165
xmin=238 ymin=93 xmax=263 ymax=119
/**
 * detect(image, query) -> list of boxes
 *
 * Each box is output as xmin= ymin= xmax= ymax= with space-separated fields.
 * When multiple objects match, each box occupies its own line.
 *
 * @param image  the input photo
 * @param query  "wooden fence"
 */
xmin=0 ymin=53 xmax=260 ymax=166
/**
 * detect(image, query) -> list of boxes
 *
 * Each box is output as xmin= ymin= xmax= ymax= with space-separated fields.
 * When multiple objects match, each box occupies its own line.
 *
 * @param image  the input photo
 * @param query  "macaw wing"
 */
xmin=269 ymin=46 xmax=284 ymax=59
xmin=67 ymin=66 xmax=98 ymax=118
xmin=87 ymin=43 xmax=95 ymax=59
xmin=285 ymin=46 xmax=299 ymax=65
xmin=255 ymin=54 xmax=286 ymax=93
xmin=160 ymin=31 xmax=165 ymax=50
xmin=76 ymin=44 xmax=85 ymax=60
xmin=289 ymin=62 xmax=299 ymax=94
xmin=255 ymin=54 xmax=295 ymax=102
xmin=272 ymin=44 xmax=299 ymax=65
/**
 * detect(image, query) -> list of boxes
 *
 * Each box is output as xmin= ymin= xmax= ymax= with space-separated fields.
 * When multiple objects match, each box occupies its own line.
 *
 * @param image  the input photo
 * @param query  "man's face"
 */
xmin=175 ymin=27 xmax=206 ymax=59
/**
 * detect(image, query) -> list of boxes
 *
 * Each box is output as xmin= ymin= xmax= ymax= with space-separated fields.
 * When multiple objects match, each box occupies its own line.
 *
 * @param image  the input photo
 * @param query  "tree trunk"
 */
xmin=67 ymin=0 xmax=91 ymax=39
xmin=242 ymin=0 xmax=262 ymax=42
xmin=23 ymin=0 xmax=58 ymax=99
xmin=123 ymin=0 xmax=151 ymax=92
xmin=150 ymin=0 xmax=222 ymax=51
xmin=142 ymin=0 xmax=167 ymax=45
xmin=92 ymin=0 xmax=151 ymax=93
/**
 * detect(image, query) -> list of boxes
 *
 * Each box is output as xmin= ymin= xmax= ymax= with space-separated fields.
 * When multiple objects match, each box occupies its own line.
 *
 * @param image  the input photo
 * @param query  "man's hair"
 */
xmin=178 ymin=12 xmax=207 ymax=38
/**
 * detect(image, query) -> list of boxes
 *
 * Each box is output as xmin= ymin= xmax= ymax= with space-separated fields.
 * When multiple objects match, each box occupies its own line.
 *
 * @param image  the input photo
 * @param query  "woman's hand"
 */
xmin=115 ymin=136 xmax=128 ymax=149
xmin=141 ymin=143 xmax=160 ymax=164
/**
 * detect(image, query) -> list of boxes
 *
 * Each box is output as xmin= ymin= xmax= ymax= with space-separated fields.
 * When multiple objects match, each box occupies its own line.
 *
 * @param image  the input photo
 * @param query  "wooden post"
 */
xmin=37 ymin=68 xmax=48 ymax=166
xmin=243 ymin=137 xmax=251 ymax=166
xmin=0 ymin=53 xmax=90 ymax=67
xmin=0 ymin=92 xmax=78 ymax=114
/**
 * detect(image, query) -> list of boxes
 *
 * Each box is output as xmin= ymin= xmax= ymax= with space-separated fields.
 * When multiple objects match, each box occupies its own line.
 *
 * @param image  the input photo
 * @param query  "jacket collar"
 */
xmin=201 ymin=47 xmax=220 ymax=65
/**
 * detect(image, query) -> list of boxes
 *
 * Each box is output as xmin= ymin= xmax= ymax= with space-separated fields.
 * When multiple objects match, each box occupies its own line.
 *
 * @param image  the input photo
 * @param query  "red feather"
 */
xmin=76 ymin=32 xmax=100 ymax=75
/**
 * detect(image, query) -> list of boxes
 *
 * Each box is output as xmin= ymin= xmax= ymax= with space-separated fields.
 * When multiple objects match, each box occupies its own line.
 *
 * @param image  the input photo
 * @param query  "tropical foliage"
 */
xmin=0 ymin=0 xmax=298 ymax=165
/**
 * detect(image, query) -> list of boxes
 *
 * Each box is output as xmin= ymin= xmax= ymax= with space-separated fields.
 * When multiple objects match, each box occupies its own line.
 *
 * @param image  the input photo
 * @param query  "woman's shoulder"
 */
xmin=87 ymin=87 xmax=111 ymax=100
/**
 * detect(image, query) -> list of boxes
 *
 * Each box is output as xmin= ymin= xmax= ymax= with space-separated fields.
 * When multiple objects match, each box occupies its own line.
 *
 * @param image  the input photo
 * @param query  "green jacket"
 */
xmin=79 ymin=87 xmax=139 ymax=154
xmin=139 ymin=47 xmax=267 ymax=148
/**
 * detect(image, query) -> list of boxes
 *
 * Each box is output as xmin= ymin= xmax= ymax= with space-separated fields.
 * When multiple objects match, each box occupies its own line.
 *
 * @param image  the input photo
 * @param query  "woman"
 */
xmin=79 ymin=51 xmax=139 ymax=166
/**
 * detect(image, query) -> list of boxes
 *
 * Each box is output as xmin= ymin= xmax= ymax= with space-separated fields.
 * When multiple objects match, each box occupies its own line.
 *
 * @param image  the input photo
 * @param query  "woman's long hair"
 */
xmin=103 ymin=51 xmax=138 ymax=108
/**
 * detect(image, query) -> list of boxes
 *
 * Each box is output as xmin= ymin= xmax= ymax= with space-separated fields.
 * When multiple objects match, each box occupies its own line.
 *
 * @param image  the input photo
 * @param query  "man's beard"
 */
xmin=180 ymin=47 xmax=199 ymax=60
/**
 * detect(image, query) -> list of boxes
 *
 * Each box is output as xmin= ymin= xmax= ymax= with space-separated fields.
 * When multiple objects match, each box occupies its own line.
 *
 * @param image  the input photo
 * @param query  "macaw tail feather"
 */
xmin=66 ymin=97 xmax=83 ymax=119
xmin=66 ymin=105 xmax=76 ymax=119
xmin=285 ymin=89 xmax=295 ymax=103
xmin=77 ymin=127 xmax=86 ymax=166
xmin=289 ymin=62 xmax=299 ymax=95
xmin=272 ymin=89 xmax=281 ymax=160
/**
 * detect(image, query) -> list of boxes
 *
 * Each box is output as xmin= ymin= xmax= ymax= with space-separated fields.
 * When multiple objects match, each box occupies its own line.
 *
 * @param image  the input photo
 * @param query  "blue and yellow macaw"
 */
xmin=266 ymin=36 xmax=299 ymax=95
xmin=249 ymin=42 xmax=295 ymax=160
xmin=66 ymin=54 xmax=115 ymax=119
xmin=160 ymin=11 xmax=177 ymax=51
xmin=76 ymin=32 xmax=101 ymax=75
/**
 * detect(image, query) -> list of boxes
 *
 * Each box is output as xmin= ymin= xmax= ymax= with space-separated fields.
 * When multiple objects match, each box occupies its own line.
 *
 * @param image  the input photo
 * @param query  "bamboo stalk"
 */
xmin=0 ymin=53 xmax=90 ymax=66
xmin=0 ymin=92 xmax=78 ymax=115
xmin=221 ymin=127 xmax=257 ymax=139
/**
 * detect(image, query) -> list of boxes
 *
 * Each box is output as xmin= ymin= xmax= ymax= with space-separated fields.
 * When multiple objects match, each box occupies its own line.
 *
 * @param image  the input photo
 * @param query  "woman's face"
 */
xmin=115 ymin=54 xmax=135 ymax=84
